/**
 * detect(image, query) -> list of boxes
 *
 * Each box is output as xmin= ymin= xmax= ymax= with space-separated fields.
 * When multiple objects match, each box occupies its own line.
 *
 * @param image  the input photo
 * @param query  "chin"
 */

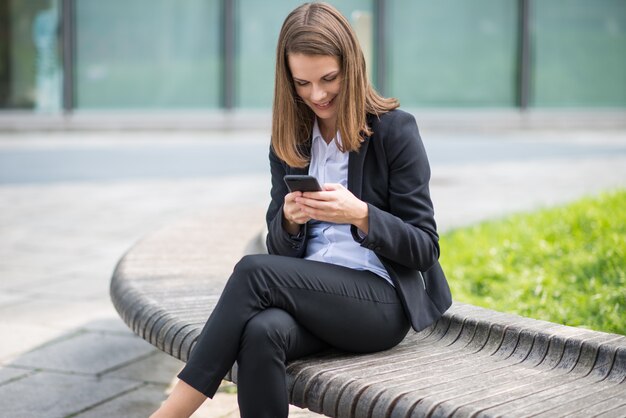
xmin=310 ymin=103 xmax=337 ymax=120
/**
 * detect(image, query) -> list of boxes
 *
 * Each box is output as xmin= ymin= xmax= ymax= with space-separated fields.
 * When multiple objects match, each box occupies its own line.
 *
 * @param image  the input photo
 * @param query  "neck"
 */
xmin=317 ymin=118 xmax=336 ymax=144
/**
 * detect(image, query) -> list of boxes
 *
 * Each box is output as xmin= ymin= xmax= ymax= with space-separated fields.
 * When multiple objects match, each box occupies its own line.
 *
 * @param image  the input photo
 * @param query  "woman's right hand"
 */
xmin=283 ymin=191 xmax=311 ymax=234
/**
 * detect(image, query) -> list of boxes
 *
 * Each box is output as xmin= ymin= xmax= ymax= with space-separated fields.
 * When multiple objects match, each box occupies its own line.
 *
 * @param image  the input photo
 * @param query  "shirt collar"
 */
xmin=312 ymin=118 xmax=342 ymax=148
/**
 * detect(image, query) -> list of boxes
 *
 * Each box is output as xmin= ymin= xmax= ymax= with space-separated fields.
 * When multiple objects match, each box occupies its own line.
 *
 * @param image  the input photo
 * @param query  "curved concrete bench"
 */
xmin=111 ymin=212 xmax=626 ymax=417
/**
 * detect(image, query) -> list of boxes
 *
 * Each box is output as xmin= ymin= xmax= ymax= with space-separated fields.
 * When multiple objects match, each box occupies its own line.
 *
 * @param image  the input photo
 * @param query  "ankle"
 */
xmin=151 ymin=379 xmax=207 ymax=418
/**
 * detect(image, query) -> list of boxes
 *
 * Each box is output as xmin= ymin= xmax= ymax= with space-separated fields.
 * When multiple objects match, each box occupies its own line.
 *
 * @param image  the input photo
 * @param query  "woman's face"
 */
xmin=288 ymin=53 xmax=341 ymax=128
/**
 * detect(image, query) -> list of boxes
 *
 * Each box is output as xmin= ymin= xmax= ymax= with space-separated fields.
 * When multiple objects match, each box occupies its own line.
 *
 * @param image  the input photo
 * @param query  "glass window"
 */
xmin=0 ymin=0 xmax=62 ymax=111
xmin=531 ymin=0 xmax=626 ymax=107
xmin=387 ymin=0 xmax=518 ymax=107
xmin=75 ymin=0 xmax=221 ymax=109
xmin=235 ymin=0 xmax=374 ymax=108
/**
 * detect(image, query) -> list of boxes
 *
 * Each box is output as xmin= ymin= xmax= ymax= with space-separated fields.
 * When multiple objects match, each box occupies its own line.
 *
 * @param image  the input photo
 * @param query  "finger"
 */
xmin=292 ymin=210 xmax=312 ymax=223
xmin=296 ymin=197 xmax=332 ymax=209
xmin=285 ymin=203 xmax=303 ymax=219
xmin=302 ymin=183 xmax=345 ymax=200
xmin=287 ymin=210 xmax=309 ymax=224
xmin=285 ymin=191 xmax=303 ymax=202
xmin=301 ymin=190 xmax=322 ymax=199
xmin=301 ymin=191 xmax=335 ymax=201
xmin=322 ymin=183 xmax=343 ymax=191
xmin=300 ymin=206 xmax=331 ymax=222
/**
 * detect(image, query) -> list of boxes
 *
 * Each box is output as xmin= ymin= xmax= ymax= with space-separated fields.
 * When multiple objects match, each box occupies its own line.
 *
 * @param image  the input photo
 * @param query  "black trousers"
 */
xmin=178 ymin=254 xmax=410 ymax=418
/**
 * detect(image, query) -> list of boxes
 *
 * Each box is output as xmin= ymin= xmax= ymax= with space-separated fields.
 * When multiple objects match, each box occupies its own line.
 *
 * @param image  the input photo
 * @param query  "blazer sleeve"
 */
xmin=265 ymin=145 xmax=308 ymax=257
xmin=355 ymin=111 xmax=440 ymax=271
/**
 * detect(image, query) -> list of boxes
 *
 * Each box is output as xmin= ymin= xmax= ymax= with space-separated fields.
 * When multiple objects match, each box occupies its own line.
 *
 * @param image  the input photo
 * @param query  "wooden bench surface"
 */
xmin=110 ymin=212 xmax=626 ymax=417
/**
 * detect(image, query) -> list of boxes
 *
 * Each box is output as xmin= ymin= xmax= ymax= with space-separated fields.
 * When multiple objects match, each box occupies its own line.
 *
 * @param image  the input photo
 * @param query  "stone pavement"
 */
xmin=0 ymin=128 xmax=625 ymax=418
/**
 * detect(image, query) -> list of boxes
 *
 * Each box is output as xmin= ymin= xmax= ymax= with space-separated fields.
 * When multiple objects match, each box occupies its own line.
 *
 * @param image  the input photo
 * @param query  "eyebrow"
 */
xmin=293 ymin=71 xmax=339 ymax=83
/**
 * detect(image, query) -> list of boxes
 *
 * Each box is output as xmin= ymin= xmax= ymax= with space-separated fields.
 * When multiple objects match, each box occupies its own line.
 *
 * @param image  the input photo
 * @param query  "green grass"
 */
xmin=439 ymin=189 xmax=626 ymax=335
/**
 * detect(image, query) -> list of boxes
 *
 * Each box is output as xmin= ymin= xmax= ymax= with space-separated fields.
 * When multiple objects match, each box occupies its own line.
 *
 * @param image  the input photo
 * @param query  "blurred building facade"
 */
xmin=1 ymin=0 xmax=625 ymax=123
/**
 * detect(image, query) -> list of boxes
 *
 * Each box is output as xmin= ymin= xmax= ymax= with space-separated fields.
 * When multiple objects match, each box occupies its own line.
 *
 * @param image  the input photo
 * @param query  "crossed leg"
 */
xmin=151 ymin=254 xmax=409 ymax=418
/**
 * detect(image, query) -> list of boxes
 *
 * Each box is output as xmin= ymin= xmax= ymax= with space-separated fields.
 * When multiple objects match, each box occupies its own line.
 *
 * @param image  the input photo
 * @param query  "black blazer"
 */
xmin=266 ymin=109 xmax=452 ymax=332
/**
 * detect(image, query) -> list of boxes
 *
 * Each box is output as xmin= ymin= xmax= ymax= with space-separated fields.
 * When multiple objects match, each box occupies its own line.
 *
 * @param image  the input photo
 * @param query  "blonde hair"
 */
xmin=272 ymin=2 xmax=399 ymax=167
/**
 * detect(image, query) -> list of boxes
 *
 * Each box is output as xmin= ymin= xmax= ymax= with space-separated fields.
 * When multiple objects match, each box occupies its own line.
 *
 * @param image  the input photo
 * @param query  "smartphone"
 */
xmin=283 ymin=175 xmax=322 ymax=192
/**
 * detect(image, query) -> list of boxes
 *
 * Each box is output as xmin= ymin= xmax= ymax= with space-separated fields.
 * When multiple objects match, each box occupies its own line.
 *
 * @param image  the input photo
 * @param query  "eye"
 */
xmin=295 ymin=80 xmax=309 ymax=86
xmin=323 ymin=76 xmax=337 ymax=82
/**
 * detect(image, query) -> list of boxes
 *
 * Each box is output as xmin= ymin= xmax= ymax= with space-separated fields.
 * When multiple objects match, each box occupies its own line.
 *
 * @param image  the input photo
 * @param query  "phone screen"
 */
xmin=283 ymin=175 xmax=322 ymax=192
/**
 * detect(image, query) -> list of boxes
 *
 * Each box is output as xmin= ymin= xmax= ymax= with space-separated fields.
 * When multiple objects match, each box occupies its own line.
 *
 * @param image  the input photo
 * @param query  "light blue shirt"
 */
xmin=305 ymin=119 xmax=393 ymax=285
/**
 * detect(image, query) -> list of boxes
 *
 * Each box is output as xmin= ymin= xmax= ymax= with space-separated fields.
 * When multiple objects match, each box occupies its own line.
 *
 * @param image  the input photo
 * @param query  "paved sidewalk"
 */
xmin=0 ymin=129 xmax=625 ymax=417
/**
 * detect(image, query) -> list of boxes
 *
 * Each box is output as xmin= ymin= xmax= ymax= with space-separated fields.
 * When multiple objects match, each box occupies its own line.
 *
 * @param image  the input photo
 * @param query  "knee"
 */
xmin=232 ymin=254 xmax=267 ymax=278
xmin=223 ymin=255 xmax=275 ymax=306
xmin=226 ymin=255 xmax=264 ymax=292
xmin=240 ymin=309 xmax=294 ymax=352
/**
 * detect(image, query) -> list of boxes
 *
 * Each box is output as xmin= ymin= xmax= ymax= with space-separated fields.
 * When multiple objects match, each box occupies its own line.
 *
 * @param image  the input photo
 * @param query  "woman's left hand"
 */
xmin=295 ymin=183 xmax=369 ymax=233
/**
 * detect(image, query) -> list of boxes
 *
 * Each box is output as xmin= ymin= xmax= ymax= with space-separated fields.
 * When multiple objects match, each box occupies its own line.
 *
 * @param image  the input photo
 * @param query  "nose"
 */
xmin=310 ymin=84 xmax=327 ymax=103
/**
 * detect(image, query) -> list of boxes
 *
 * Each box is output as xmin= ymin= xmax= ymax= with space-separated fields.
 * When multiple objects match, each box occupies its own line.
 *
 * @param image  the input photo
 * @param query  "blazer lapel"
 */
xmin=348 ymin=136 xmax=369 ymax=199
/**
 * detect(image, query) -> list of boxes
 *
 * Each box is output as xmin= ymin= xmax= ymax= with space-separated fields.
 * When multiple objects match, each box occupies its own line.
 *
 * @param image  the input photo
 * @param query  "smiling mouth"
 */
xmin=312 ymin=97 xmax=334 ymax=109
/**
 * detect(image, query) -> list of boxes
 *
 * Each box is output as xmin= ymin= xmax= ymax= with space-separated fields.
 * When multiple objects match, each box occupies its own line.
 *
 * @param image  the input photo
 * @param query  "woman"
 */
xmin=151 ymin=3 xmax=451 ymax=417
